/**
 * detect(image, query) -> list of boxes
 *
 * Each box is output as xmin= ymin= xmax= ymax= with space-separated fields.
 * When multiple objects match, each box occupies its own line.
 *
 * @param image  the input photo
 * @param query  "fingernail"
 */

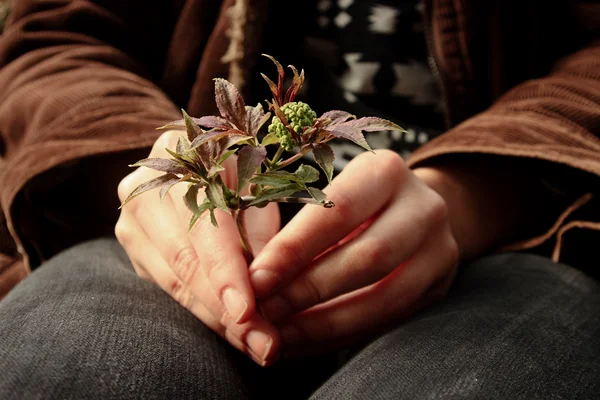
xmin=222 ymin=288 xmax=249 ymax=324
xmin=246 ymin=330 xmax=273 ymax=362
xmin=280 ymin=324 xmax=302 ymax=345
xmin=249 ymin=269 xmax=279 ymax=298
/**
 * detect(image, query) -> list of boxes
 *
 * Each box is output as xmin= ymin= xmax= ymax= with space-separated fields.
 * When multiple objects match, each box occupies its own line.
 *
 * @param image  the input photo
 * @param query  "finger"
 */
xmin=244 ymin=202 xmax=280 ymax=255
xmin=167 ymin=179 xmax=260 ymax=324
xmin=276 ymin=225 xmax=458 ymax=347
xmin=281 ymin=272 xmax=456 ymax=359
xmin=249 ymin=150 xmax=408 ymax=298
xmin=118 ymin=215 xmax=281 ymax=366
xmin=259 ymin=182 xmax=447 ymax=322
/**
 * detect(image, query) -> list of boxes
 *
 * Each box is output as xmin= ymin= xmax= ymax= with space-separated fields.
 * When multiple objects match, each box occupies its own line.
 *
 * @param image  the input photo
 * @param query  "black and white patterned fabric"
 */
xmin=302 ymin=0 xmax=445 ymax=169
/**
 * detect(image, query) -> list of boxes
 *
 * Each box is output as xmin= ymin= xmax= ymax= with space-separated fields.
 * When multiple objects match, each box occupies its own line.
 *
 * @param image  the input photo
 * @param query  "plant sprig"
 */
xmin=121 ymin=55 xmax=404 ymax=260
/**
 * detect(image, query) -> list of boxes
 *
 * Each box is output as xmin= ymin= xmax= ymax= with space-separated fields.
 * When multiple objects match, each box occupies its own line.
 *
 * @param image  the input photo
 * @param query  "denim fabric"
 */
xmin=1 ymin=238 xmax=598 ymax=399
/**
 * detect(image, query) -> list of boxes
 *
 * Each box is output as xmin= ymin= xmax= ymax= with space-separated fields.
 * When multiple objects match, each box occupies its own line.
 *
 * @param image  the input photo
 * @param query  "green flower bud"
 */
xmin=267 ymin=102 xmax=317 ymax=150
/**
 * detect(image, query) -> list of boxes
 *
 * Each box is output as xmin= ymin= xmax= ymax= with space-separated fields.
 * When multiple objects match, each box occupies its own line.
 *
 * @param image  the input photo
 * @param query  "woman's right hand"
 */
xmin=115 ymin=130 xmax=281 ymax=366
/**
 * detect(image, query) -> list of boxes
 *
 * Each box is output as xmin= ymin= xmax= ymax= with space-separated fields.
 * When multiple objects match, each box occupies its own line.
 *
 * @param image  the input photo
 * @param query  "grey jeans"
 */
xmin=0 ymin=238 xmax=598 ymax=399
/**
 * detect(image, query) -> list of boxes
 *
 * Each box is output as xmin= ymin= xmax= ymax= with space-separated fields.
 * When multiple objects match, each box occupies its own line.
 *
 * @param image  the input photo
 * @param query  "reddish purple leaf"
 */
xmin=237 ymin=145 xmax=267 ymax=192
xmin=313 ymin=143 xmax=335 ymax=184
xmin=160 ymin=175 xmax=186 ymax=201
xmin=120 ymin=174 xmax=180 ymax=208
xmin=195 ymin=115 xmax=231 ymax=130
xmin=245 ymin=104 xmax=270 ymax=137
xmin=263 ymin=54 xmax=285 ymax=104
xmin=319 ymin=110 xmax=355 ymax=127
xmin=340 ymin=117 xmax=403 ymax=132
xmin=158 ymin=116 xmax=204 ymax=130
xmin=325 ymin=127 xmax=371 ymax=151
xmin=261 ymin=73 xmax=279 ymax=104
xmin=214 ymin=78 xmax=247 ymax=130
xmin=284 ymin=65 xmax=305 ymax=103
xmin=190 ymin=129 xmax=248 ymax=150
xmin=130 ymin=158 xmax=188 ymax=175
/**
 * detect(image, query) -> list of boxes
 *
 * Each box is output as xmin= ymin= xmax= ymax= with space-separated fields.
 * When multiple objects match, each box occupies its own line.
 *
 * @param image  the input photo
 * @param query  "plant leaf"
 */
xmin=248 ymin=183 xmax=304 ymax=206
xmin=159 ymin=175 xmax=186 ymax=201
xmin=249 ymin=175 xmax=291 ymax=187
xmin=262 ymin=54 xmax=284 ymax=104
xmin=207 ymin=164 xmax=225 ymax=178
xmin=328 ymin=117 xmax=403 ymax=152
xmin=319 ymin=110 xmax=355 ymax=127
xmin=130 ymin=158 xmax=188 ymax=175
xmin=313 ymin=143 xmax=335 ymax=184
xmin=182 ymin=109 xmax=203 ymax=141
xmin=214 ymin=78 xmax=247 ymax=130
xmin=219 ymin=149 xmax=237 ymax=164
xmin=195 ymin=115 xmax=231 ymax=130
xmin=120 ymin=174 xmax=179 ymax=208
xmin=307 ymin=187 xmax=327 ymax=203
xmin=206 ymin=179 xmax=230 ymax=214
xmin=294 ymin=164 xmax=320 ymax=184
xmin=261 ymin=132 xmax=280 ymax=146
xmin=325 ymin=127 xmax=371 ymax=151
xmin=237 ymin=145 xmax=267 ymax=192
xmin=209 ymin=207 xmax=218 ymax=227
xmin=245 ymin=103 xmax=270 ymax=137
xmin=190 ymin=129 xmax=248 ymax=150
xmin=261 ymin=73 xmax=279 ymax=103
xmin=188 ymin=200 xmax=213 ymax=231
xmin=284 ymin=65 xmax=305 ymax=103
xmin=176 ymin=136 xmax=192 ymax=155
xmin=341 ymin=117 xmax=404 ymax=133
xmin=249 ymin=172 xmax=294 ymax=187
xmin=183 ymin=184 xmax=201 ymax=216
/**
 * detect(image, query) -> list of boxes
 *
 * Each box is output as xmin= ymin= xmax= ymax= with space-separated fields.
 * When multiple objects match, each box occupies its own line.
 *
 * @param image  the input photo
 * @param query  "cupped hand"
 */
xmin=248 ymin=150 xmax=459 ymax=356
xmin=116 ymin=130 xmax=281 ymax=366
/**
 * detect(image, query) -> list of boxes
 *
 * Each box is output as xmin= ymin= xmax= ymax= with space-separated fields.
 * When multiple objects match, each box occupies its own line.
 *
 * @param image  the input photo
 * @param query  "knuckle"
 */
xmin=298 ymin=274 xmax=324 ymax=307
xmin=375 ymin=149 xmax=405 ymax=172
xmin=168 ymin=278 xmax=195 ymax=310
xmin=204 ymin=257 xmax=233 ymax=291
xmin=351 ymin=236 xmax=392 ymax=269
xmin=274 ymin=238 xmax=305 ymax=268
xmin=445 ymin=235 xmax=460 ymax=267
xmin=170 ymin=245 xmax=200 ymax=285
xmin=424 ymin=189 xmax=449 ymax=226
xmin=114 ymin=219 xmax=130 ymax=245
xmin=153 ymin=130 xmax=179 ymax=154
xmin=117 ymin=173 xmax=139 ymax=203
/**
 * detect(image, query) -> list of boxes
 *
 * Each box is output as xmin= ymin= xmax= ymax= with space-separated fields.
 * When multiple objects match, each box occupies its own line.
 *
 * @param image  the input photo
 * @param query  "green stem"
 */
xmin=240 ymin=195 xmax=334 ymax=208
xmin=235 ymin=208 xmax=254 ymax=264
xmin=273 ymin=147 xmax=311 ymax=171
xmin=268 ymin=145 xmax=285 ymax=169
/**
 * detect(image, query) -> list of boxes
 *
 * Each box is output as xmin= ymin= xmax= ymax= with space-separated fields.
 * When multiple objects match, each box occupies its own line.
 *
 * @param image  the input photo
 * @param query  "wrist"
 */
xmin=413 ymin=162 xmax=528 ymax=261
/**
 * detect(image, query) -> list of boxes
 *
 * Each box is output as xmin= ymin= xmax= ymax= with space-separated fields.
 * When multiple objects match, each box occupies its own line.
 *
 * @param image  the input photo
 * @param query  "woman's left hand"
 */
xmin=247 ymin=150 xmax=460 ymax=356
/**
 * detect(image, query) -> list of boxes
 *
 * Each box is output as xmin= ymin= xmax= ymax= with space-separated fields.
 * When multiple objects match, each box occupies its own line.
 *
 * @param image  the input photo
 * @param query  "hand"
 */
xmin=248 ymin=150 xmax=459 ymax=356
xmin=116 ymin=130 xmax=281 ymax=366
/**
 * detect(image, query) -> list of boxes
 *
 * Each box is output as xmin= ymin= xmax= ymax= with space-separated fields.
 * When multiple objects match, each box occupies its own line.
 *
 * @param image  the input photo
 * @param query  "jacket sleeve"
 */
xmin=0 ymin=1 xmax=182 ymax=269
xmin=407 ymin=39 xmax=600 ymax=265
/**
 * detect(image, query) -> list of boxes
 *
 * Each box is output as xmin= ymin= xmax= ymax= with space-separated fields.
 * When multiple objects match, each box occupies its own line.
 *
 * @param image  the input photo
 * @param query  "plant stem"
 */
xmin=273 ymin=147 xmax=311 ymax=170
xmin=235 ymin=209 xmax=254 ymax=264
xmin=268 ymin=145 xmax=285 ymax=169
xmin=240 ymin=195 xmax=334 ymax=208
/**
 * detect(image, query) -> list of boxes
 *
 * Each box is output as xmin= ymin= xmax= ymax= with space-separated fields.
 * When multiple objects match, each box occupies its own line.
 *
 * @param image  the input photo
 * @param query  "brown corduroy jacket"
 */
xmin=0 ymin=0 xmax=599 ymax=299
